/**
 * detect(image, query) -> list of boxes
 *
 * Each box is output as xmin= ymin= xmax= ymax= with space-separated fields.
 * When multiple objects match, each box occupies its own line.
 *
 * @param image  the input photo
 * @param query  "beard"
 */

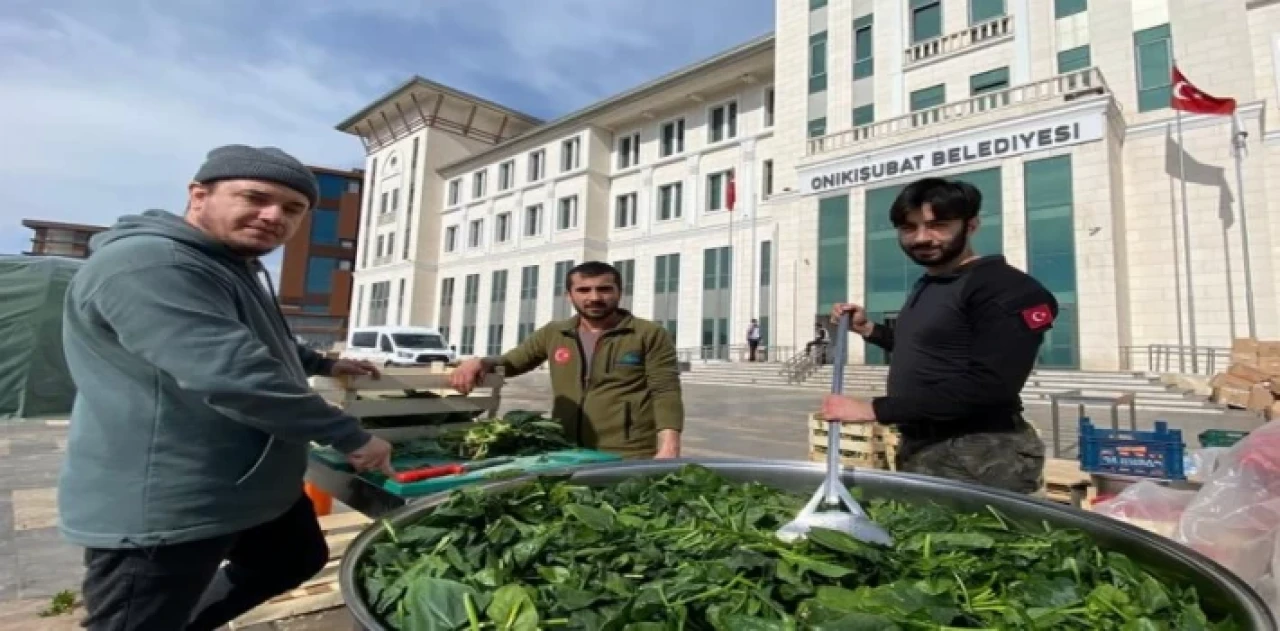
xmin=573 ymin=300 xmax=617 ymax=321
xmin=902 ymin=230 xmax=969 ymax=267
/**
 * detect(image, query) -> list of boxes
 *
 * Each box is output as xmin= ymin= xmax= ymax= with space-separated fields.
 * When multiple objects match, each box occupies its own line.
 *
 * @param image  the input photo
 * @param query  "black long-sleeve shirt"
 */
xmin=868 ymin=256 xmax=1058 ymax=430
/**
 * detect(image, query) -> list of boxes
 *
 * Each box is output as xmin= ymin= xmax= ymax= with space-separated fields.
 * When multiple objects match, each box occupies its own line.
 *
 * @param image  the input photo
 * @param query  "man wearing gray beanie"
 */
xmin=58 ymin=144 xmax=395 ymax=630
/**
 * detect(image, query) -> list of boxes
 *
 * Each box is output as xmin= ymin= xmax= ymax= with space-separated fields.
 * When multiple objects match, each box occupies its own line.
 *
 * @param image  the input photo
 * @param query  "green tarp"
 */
xmin=0 ymin=255 xmax=82 ymax=419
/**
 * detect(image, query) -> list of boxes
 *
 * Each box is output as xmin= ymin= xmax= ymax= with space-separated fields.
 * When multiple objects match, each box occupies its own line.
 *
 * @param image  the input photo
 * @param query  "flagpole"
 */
xmin=1174 ymin=105 xmax=1199 ymax=373
xmin=1231 ymin=114 xmax=1257 ymax=339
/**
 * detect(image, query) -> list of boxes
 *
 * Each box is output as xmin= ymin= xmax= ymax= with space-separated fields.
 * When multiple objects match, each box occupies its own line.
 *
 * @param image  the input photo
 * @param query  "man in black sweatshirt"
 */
xmin=822 ymin=177 xmax=1056 ymax=494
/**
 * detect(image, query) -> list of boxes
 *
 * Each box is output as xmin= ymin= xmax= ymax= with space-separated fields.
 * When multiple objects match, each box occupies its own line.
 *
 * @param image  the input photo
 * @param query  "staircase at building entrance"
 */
xmin=681 ymin=361 xmax=1222 ymax=414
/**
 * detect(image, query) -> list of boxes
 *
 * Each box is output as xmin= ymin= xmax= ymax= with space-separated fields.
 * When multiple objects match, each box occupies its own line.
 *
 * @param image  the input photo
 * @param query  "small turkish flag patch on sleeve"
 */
xmin=1021 ymin=304 xmax=1054 ymax=331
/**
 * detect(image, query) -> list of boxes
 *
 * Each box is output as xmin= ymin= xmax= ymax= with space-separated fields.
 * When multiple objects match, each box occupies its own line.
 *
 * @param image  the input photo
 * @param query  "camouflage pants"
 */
xmin=895 ymin=421 xmax=1046 ymax=494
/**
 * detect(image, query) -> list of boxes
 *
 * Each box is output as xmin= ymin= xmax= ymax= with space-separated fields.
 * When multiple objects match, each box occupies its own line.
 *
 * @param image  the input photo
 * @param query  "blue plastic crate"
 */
xmin=1078 ymin=417 xmax=1186 ymax=480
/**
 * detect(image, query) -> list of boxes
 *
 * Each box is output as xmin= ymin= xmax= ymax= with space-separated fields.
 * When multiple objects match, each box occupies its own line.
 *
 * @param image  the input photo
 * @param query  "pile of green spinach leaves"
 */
xmin=357 ymin=465 xmax=1238 ymax=630
xmin=394 ymin=411 xmax=574 ymax=461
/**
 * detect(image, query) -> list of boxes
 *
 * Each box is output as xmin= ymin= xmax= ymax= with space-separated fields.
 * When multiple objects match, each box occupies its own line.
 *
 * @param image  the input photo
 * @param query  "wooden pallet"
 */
xmin=1040 ymin=458 xmax=1095 ymax=509
xmin=310 ymin=364 xmax=506 ymax=423
xmin=806 ymin=413 xmax=898 ymax=470
xmin=228 ymin=512 xmax=371 ymax=629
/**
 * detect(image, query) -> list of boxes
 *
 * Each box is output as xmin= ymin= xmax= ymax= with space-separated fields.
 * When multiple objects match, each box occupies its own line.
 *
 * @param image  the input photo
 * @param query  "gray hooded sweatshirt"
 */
xmin=58 ymin=210 xmax=371 ymax=549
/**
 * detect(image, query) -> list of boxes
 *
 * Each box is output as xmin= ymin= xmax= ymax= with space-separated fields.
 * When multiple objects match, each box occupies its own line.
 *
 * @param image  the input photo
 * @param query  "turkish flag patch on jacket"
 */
xmin=1021 ymin=304 xmax=1054 ymax=331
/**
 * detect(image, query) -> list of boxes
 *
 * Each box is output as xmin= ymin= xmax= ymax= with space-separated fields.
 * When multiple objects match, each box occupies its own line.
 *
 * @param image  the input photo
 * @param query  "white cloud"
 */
xmin=0 ymin=0 xmax=772 ymax=256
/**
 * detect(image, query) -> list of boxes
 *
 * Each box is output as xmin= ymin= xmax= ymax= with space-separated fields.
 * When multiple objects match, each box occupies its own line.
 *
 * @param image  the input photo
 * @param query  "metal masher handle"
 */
xmin=825 ymin=312 xmax=851 ymax=503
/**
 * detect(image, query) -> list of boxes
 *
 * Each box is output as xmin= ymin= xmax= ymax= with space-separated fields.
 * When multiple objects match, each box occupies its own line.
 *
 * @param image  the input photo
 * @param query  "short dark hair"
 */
xmin=888 ymin=177 xmax=982 ymax=227
xmin=564 ymin=261 xmax=622 ymax=291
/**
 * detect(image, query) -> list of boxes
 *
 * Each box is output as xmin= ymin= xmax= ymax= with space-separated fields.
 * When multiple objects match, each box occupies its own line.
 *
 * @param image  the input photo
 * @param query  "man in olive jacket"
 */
xmin=451 ymin=261 xmax=684 ymax=459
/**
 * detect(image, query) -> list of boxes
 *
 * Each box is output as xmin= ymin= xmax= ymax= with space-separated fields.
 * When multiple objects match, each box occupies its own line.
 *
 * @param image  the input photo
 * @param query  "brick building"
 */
xmin=277 ymin=166 xmax=365 ymax=349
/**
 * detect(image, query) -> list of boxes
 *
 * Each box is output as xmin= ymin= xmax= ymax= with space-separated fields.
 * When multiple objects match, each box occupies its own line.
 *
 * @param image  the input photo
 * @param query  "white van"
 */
xmin=343 ymin=326 xmax=458 ymax=367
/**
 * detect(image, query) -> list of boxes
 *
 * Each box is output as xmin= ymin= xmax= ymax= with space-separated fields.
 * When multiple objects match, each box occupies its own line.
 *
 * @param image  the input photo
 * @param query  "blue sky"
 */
xmin=0 ymin=0 xmax=773 ymax=275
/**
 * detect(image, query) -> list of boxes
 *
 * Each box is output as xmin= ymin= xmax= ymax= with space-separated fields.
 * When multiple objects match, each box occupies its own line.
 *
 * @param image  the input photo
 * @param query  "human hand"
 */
xmin=346 ymin=436 xmax=396 ymax=476
xmin=830 ymin=303 xmax=873 ymax=336
xmin=448 ymin=358 xmax=486 ymax=394
xmin=330 ymin=358 xmax=381 ymax=379
xmin=822 ymin=394 xmax=877 ymax=424
xmin=654 ymin=430 xmax=681 ymax=459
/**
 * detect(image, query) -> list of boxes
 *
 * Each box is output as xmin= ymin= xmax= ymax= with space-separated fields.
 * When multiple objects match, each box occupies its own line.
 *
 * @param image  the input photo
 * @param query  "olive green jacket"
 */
xmin=495 ymin=311 xmax=684 ymax=459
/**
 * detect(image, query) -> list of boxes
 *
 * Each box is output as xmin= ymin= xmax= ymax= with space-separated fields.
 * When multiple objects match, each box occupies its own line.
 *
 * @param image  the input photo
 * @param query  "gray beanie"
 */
xmin=193 ymin=144 xmax=319 ymax=208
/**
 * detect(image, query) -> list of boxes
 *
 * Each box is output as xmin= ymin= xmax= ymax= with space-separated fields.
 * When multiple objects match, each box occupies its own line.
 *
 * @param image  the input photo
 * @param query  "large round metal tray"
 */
xmin=340 ymin=458 xmax=1276 ymax=630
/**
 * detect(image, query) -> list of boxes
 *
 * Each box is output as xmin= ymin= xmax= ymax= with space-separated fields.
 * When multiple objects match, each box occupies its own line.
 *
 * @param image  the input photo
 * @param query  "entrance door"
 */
xmin=1036 ymin=303 xmax=1079 ymax=368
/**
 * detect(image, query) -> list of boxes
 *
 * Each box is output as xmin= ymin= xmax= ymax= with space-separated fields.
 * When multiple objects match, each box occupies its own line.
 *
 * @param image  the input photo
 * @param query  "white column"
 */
xmin=1011 ymin=0 xmax=1032 ymax=84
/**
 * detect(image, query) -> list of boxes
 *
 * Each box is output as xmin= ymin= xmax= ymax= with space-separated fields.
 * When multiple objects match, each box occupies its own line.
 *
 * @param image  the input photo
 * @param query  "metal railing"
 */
xmin=906 ymin=15 xmax=1012 ymax=65
xmin=1118 ymin=344 xmax=1231 ymax=376
xmin=676 ymin=345 xmax=796 ymax=364
xmin=376 ymin=211 xmax=398 ymax=226
xmin=807 ymin=67 xmax=1112 ymax=156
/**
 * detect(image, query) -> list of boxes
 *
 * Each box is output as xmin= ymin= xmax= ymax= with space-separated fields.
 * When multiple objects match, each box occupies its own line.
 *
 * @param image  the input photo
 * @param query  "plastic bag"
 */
xmin=1092 ymin=480 xmax=1196 ymax=538
xmin=1185 ymin=446 xmax=1232 ymax=482
xmin=1175 ymin=422 xmax=1280 ymax=620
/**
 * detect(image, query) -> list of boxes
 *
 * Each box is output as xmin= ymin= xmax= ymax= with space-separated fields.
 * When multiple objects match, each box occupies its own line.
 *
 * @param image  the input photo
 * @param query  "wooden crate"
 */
xmin=310 ymin=364 xmax=506 ymax=423
xmin=228 ymin=511 xmax=372 ymax=629
xmin=1039 ymin=458 xmax=1096 ymax=509
xmin=807 ymin=413 xmax=894 ymax=469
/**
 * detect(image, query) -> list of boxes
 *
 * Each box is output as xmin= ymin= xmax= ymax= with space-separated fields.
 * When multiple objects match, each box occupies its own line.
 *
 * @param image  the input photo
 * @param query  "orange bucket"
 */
xmin=304 ymin=482 xmax=333 ymax=517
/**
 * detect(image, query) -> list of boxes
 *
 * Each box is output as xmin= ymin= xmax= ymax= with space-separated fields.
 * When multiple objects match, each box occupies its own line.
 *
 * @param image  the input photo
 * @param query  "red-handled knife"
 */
xmin=392 ymin=457 xmax=515 ymax=483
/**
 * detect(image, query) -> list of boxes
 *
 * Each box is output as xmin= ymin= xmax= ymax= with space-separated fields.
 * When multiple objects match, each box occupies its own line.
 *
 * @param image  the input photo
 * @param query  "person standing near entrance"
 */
xmin=450 ymin=261 xmax=685 ymax=459
xmin=746 ymin=319 xmax=762 ymax=361
xmin=821 ymin=177 xmax=1057 ymax=494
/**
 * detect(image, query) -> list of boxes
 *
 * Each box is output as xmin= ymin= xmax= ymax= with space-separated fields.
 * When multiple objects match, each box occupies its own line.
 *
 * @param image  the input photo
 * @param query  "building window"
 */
xmin=347 ymin=180 xmax=361 ymax=194
xmin=305 ymin=257 xmax=339 ymax=293
xmin=524 ymin=204 xmax=543 ymax=237
xmin=386 ymin=233 xmax=395 ymax=259
xmin=658 ymin=182 xmax=683 ymax=221
xmin=310 ymin=209 xmax=339 ymax=245
xmin=380 ymin=191 xmax=389 ymax=214
xmin=1024 ymin=155 xmax=1079 ymax=368
xmin=764 ymin=88 xmax=775 ymax=127
xmin=557 ymin=195 xmax=579 ymax=230
xmin=661 ymin=119 xmax=686 ymax=157
xmin=809 ymin=31 xmax=828 ymax=93
xmin=853 ymin=104 xmax=875 ymax=126
xmin=318 ymin=174 xmax=349 ymax=200
xmin=970 ymin=67 xmax=1010 ymax=95
xmin=444 ymin=226 xmax=458 ymax=252
xmin=553 ymin=260 xmax=575 ymax=320
xmin=614 ymin=193 xmax=639 ymax=229
xmin=560 ymin=137 xmax=581 ymax=172
xmin=971 ymin=0 xmax=1005 ymax=24
xmin=390 ymin=188 xmax=399 ymax=212
xmin=375 ymin=235 xmax=384 ymax=257
xmin=706 ymin=170 xmax=735 ymax=212
xmin=468 ymin=219 xmax=484 ymax=249
xmin=1135 ymin=24 xmax=1172 ymax=112
xmin=396 ymin=278 xmax=406 ymax=325
xmin=810 ymin=0 xmax=827 ymax=8
xmin=487 ymin=269 xmax=508 ymax=356
xmin=517 ymin=266 xmax=538 ymax=342
xmin=1055 ymin=0 xmax=1087 ymax=19
xmin=367 ymin=281 xmax=391 ymax=326
xmin=498 ymin=160 xmax=514 ymax=191
xmin=495 ymin=212 xmax=512 ymax=243
xmin=340 ymin=239 xmax=355 ymax=249
xmin=808 ymin=118 xmax=827 ymax=138
xmin=338 ymin=260 xmax=353 ymax=271
xmin=708 ymin=101 xmax=738 ymax=143
xmin=1057 ymin=45 xmax=1091 ymax=73
xmin=910 ymin=84 xmax=946 ymax=125
xmin=617 ymin=133 xmax=641 ymax=169
xmin=459 ymin=274 xmax=480 ymax=355
xmin=447 ymin=179 xmax=461 ymax=206
xmin=528 ymin=149 xmax=546 ymax=181
xmin=653 ymin=253 xmax=681 ymax=342
xmin=853 ymin=15 xmax=874 ymax=79
xmin=762 ymin=160 xmax=774 ymax=197
xmin=701 ymin=246 xmax=732 ymax=360
xmin=818 ymin=196 xmax=849 ymax=334
xmin=912 ymin=0 xmax=942 ymax=43
xmin=472 ymin=171 xmax=487 ymax=199
xmin=612 ymin=258 xmax=635 ymax=309
xmin=758 ymin=239 xmax=773 ymax=346
xmin=438 ymin=278 xmax=455 ymax=341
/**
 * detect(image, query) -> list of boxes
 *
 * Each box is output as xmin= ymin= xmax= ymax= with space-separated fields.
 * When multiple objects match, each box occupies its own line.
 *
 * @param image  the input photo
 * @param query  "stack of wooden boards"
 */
xmin=1210 ymin=338 xmax=1280 ymax=419
xmin=805 ymin=414 xmax=1096 ymax=509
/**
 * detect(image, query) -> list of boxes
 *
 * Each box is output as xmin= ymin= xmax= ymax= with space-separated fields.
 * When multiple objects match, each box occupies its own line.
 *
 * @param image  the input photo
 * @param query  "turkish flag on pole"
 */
xmin=1171 ymin=66 xmax=1237 ymax=115
xmin=726 ymin=173 xmax=737 ymax=211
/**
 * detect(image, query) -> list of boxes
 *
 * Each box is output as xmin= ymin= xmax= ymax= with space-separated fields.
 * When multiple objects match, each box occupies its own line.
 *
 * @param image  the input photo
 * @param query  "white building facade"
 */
xmin=340 ymin=0 xmax=1280 ymax=372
